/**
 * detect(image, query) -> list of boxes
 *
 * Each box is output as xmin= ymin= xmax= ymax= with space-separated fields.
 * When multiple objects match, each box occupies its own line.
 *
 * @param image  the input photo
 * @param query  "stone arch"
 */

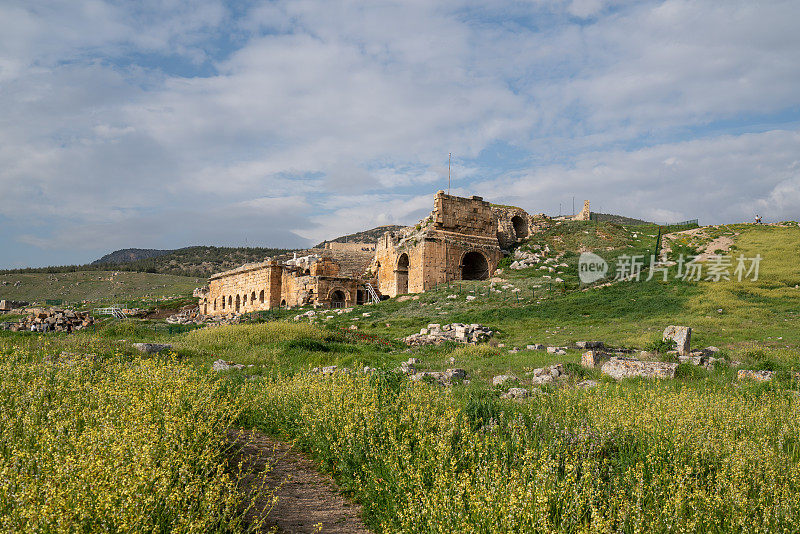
xmin=329 ymin=289 xmax=346 ymax=308
xmin=203 ymin=298 xmax=207 ymax=315
xmin=235 ymin=294 xmax=240 ymax=312
xmin=228 ymin=295 xmax=232 ymax=307
xmin=461 ymin=250 xmax=490 ymax=280
xmin=251 ymin=291 xmax=256 ymax=304
xmin=280 ymin=299 xmax=287 ymax=307
xmin=395 ymin=253 xmax=409 ymax=295
xmin=511 ymin=215 xmax=528 ymax=239
xmin=214 ymin=298 xmax=217 ymax=311
xmin=259 ymin=290 xmax=264 ymax=303
xmin=221 ymin=296 xmax=226 ymax=310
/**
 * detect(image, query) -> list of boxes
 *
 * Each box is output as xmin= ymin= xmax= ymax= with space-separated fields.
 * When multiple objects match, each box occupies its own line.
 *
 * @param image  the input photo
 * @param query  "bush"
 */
xmin=644 ymin=337 xmax=677 ymax=354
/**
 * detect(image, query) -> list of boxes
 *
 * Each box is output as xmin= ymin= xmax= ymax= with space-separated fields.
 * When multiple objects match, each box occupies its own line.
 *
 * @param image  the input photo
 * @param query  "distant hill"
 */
xmin=91 ymin=248 xmax=173 ymax=265
xmin=1 ymin=246 xmax=292 ymax=278
xmin=314 ymin=225 xmax=405 ymax=248
xmin=589 ymin=212 xmax=654 ymax=225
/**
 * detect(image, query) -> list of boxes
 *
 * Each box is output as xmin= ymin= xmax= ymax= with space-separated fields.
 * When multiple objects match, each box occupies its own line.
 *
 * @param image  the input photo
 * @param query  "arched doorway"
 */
xmin=356 ymin=289 xmax=365 ymax=305
xmin=330 ymin=290 xmax=346 ymax=308
xmin=511 ymin=215 xmax=528 ymax=239
xmin=235 ymin=294 xmax=240 ymax=312
xmin=395 ymin=254 xmax=409 ymax=295
xmin=203 ymin=299 xmax=207 ymax=315
xmin=462 ymin=251 xmax=489 ymax=280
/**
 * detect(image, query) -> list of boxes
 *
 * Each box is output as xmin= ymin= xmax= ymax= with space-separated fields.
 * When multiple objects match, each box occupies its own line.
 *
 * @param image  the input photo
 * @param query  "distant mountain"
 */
xmin=314 ymin=225 xmax=405 ymax=248
xmin=2 ymin=246 xmax=292 ymax=278
xmin=91 ymin=248 xmax=173 ymax=265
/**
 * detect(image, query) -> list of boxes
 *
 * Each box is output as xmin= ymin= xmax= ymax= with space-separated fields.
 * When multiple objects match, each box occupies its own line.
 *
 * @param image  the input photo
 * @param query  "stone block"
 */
xmin=581 ymin=350 xmax=611 ymax=368
xmin=663 ymin=325 xmax=692 ymax=355
xmin=601 ymin=357 xmax=677 ymax=380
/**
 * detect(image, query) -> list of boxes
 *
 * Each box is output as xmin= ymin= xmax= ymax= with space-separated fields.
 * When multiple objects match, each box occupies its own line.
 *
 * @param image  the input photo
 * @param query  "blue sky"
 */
xmin=1 ymin=0 xmax=799 ymax=269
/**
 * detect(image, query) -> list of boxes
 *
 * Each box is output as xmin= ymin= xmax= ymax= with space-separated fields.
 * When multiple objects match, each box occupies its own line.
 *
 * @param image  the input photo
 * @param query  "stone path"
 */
xmin=228 ymin=429 xmax=370 ymax=534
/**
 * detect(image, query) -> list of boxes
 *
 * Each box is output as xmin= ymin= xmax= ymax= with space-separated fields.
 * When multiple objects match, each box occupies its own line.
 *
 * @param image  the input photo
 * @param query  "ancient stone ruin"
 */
xmin=196 ymin=191 xmax=590 ymax=313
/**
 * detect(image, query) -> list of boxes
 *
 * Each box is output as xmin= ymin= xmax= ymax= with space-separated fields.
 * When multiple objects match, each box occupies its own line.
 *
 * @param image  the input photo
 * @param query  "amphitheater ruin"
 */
xmin=196 ymin=191 xmax=589 ymax=315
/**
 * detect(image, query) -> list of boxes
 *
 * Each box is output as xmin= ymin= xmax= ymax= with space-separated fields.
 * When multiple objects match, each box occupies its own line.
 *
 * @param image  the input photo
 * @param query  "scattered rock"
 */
xmin=737 ymin=370 xmax=774 ymax=382
xmin=492 ymin=374 xmax=517 ymax=386
xmin=213 ymin=359 xmax=245 ymax=372
xmin=500 ymin=388 xmax=529 ymax=399
xmin=575 ymin=341 xmax=605 ymax=350
xmin=132 ymin=343 xmax=172 ymax=354
xmin=403 ymin=323 xmax=492 ymax=346
xmin=575 ymin=380 xmax=599 ymax=389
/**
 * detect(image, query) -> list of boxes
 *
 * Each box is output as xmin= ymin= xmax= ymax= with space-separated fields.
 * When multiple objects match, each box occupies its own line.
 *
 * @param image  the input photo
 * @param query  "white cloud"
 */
xmin=1 ymin=0 xmax=799 ymax=267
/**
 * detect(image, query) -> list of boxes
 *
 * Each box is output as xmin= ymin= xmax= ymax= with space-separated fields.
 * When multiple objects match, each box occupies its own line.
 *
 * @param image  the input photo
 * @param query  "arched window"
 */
xmin=235 ymin=294 xmax=240 ymax=312
xmin=259 ymin=290 xmax=264 ymax=303
xmin=222 ymin=296 xmax=226 ymax=309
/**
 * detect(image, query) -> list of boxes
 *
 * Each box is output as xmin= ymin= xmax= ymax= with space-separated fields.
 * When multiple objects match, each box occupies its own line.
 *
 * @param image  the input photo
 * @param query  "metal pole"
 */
xmin=448 ymin=153 xmax=451 ymax=194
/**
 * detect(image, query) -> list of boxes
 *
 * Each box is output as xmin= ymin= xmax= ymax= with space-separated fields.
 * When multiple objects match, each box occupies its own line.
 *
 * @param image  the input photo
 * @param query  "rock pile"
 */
xmin=166 ymin=306 xmax=202 ymax=324
xmin=403 ymin=323 xmax=493 ymax=346
xmin=527 ymin=364 xmax=567 ymax=385
xmin=678 ymin=347 xmax=725 ymax=369
xmin=2 ymin=309 xmax=95 ymax=333
xmin=410 ymin=368 xmax=468 ymax=386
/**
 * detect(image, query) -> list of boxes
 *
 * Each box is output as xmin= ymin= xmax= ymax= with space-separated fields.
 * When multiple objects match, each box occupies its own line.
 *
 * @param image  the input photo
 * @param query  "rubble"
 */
xmin=601 ymin=357 xmax=678 ymax=380
xmin=403 ymin=323 xmax=493 ymax=346
xmin=526 ymin=364 xmax=567 ymax=385
xmin=133 ymin=343 xmax=172 ymax=354
xmin=410 ymin=368 xmax=468 ymax=386
xmin=678 ymin=348 xmax=725 ymax=369
xmin=737 ymin=370 xmax=774 ymax=382
xmin=500 ymin=387 xmax=529 ymax=399
xmin=2 ymin=308 xmax=95 ymax=333
xmin=492 ymin=374 xmax=517 ymax=386
xmin=213 ymin=359 xmax=245 ymax=372
xmin=509 ymin=248 xmax=542 ymax=270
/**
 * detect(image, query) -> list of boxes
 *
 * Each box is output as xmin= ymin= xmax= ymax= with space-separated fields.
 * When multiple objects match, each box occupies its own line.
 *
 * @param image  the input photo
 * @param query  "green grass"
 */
xmin=0 ymin=270 xmax=204 ymax=306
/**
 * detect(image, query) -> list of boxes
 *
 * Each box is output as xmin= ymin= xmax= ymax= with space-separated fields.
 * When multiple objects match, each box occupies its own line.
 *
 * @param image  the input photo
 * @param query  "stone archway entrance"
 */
xmin=461 ymin=251 xmax=489 ymax=280
xmin=330 ymin=290 xmax=346 ymax=308
xmin=235 ymin=294 xmax=240 ymax=312
xmin=395 ymin=253 xmax=409 ymax=295
xmin=511 ymin=215 xmax=528 ymax=239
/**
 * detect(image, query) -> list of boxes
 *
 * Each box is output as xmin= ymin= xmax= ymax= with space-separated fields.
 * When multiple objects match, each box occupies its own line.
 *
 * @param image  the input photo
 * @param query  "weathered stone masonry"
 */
xmin=198 ymin=190 xmax=586 ymax=312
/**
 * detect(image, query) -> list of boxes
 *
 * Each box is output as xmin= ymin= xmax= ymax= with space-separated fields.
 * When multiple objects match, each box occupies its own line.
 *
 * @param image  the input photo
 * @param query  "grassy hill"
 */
xmin=3 ymin=220 xmax=800 ymax=531
xmin=314 ymin=225 xmax=404 ymax=248
xmin=91 ymin=248 xmax=173 ymax=265
xmin=1 ymin=246 xmax=291 ymax=278
xmin=0 ymin=271 xmax=204 ymax=306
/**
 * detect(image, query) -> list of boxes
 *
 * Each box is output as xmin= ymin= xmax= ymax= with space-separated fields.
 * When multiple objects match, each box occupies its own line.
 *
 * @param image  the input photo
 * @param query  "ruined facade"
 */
xmin=198 ymin=190 xmax=582 ymax=311
xmin=197 ymin=252 xmax=369 ymax=316
xmin=374 ymin=191 xmax=526 ymax=298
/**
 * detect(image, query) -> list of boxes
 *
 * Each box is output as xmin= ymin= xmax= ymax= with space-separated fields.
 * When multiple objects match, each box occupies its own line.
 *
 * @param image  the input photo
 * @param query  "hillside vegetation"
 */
xmin=0 ymin=271 xmax=204 ymax=305
xmin=4 ymin=221 xmax=800 ymax=532
xmin=314 ymin=225 xmax=404 ymax=248
xmin=1 ymin=246 xmax=291 ymax=278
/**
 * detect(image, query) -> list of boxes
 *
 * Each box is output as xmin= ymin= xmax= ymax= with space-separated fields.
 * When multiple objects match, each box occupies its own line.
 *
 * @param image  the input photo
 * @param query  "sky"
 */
xmin=1 ymin=0 xmax=799 ymax=269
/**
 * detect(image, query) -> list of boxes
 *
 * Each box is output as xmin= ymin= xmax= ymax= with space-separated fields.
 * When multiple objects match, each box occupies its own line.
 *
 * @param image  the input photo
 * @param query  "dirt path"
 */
xmin=228 ymin=429 xmax=371 ymax=534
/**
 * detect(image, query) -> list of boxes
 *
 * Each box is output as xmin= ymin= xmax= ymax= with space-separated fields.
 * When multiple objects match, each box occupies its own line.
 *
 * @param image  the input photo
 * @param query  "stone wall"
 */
xmin=375 ymin=191 xmax=503 ymax=297
xmin=492 ymin=205 xmax=537 ymax=248
xmin=201 ymin=258 xmax=363 ymax=315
